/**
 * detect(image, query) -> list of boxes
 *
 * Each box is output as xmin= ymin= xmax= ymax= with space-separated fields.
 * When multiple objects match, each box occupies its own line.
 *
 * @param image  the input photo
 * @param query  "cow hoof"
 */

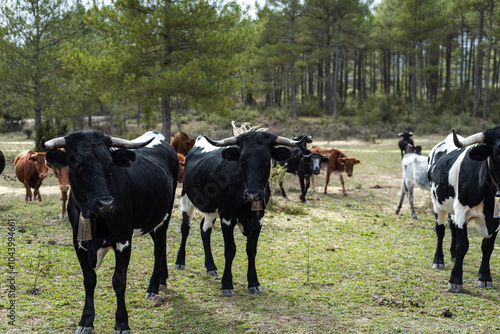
xmin=432 ymin=263 xmax=444 ymax=270
xmin=343 ymin=193 xmax=348 ymax=197
xmin=248 ymin=286 xmax=263 ymax=294
xmin=411 ymin=215 xmax=417 ymax=220
xmin=448 ymin=282 xmax=463 ymax=293
xmin=75 ymin=326 xmax=94 ymax=334
xmin=145 ymin=292 xmax=158 ymax=299
xmin=175 ymin=264 xmax=185 ymax=270
xmin=451 ymin=257 xmax=456 ymax=263
xmin=395 ymin=209 xmax=400 ymax=215
xmin=221 ymin=289 xmax=235 ymax=297
xmin=478 ymin=280 xmax=493 ymax=288
xmin=207 ymin=270 xmax=218 ymax=277
xmin=114 ymin=330 xmax=131 ymax=334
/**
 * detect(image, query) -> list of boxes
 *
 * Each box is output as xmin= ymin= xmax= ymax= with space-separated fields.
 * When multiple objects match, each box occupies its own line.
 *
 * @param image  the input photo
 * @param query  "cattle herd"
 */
xmin=3 ymin=124 xmax=500 ymax=332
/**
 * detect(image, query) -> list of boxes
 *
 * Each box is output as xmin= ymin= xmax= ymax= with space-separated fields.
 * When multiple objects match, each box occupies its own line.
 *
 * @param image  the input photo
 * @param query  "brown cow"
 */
xmin=14 ymin=150 xmax=49 ymax=201
xmin=177 ymin=153 xmax=185 ymax=183
xmin=311 ymin=146 xmax=360 ymax=196
xmin=171 ymin=132 xmax=196 ymax=156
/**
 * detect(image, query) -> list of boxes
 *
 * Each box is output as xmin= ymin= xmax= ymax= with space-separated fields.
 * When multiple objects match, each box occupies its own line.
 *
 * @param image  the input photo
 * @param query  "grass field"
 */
xmin=1 ymin=132 xmax=500 ymax=333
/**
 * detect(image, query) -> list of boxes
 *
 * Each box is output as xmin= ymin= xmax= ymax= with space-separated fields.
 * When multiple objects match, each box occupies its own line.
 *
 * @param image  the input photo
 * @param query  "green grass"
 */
xmin=1 ymin=134 xmax=500 ymax=333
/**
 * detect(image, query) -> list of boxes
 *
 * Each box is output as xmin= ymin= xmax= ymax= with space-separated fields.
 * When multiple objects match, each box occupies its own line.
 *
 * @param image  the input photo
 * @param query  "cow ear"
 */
xmin=469 ymin=145 xmax=491 ymax=161
xmin=45 ymin=149 xmax=67 ymax=168
xmin=339 ymin=157 xmax=346 ymax=164
xmin=321 ymin=157 xmax=330 ymax=163
xmin=111 ymin=149 xmax=136 ymax=167
xmin=354 ymin=159 xmax=361 ymax=165
xmin=221 ymin=147 xmax=240 ymax=161
xmin=302 ymin=156 xmax=311 ymax=163
xmin=271 ymin=147 xmax=292 ymax=162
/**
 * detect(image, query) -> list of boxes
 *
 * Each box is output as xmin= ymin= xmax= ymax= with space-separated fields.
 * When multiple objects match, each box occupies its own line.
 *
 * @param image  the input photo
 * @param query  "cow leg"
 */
xmin=433 ymin=222 xmax=445 ymax=269
xmin=339 ymin=175 xmax=347 ymax=196
xmin=299 ymin=176 xmax=307 ymax=203
xmin=61 ymin=191 xmax=68 ymax=219
xmin=146 ymin=217 xmax=170 ymax=299
xmin=247 ymin=223 xmax=262 ymax=294
xmin=448 ymin=223 xmax=469 ymax=293
xmin=395 ymin=181 xmax=406 ymax=215
xmin=113 ymin=244 xmax=132 ymax=334
xmin=448 ymin=216 xmax=456 ymax=262
xmin=323 ymin=171 xmax=331 ymax=194
xmin=175 ymin=194 xmax=194 ymax=270
xmin=74 ymin=241 xmax=97 ymax=334
xmin=34 ymin=186 xmax=42 ymax=201
xmin=201 ymin=214 xmax=218 ymax=276
xmin=221 ymin=221 xmax=236 ymax=296
xmin=24 ymin=184 xmax=32 ymax=201
xmin=407 ymin=183 xmax=417 ymax=219
xmin=279 ymin=176 xmax=287 ymax=198
xmin=478 ymin=231 xmax=497 ymax=288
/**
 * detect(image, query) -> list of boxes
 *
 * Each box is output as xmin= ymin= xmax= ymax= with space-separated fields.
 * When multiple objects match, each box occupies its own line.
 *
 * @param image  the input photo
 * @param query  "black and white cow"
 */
xmin=278 ymin=147 xmax=329 ymax=203
xmin=429 ymin=127 xmax=500 ymax=292
xmin=43 ymin=130 xmax=178 ymax=334
xmin=175 ymin=131 xmax=304 ymax=296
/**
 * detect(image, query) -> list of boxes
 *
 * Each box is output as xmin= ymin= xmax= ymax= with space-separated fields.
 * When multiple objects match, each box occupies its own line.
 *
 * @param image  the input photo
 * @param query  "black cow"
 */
xmin=429 ymin=127 xmax=500 ymax=293
xmin=278 ymin=147 xmax=329 ymax=203
xmin=43 ymin=130 xmax=178 ymax=334
xmin=398 ymin=132 xmax=414 ymax=158
xmin=175 ymin=131 xmax=304 ymax=296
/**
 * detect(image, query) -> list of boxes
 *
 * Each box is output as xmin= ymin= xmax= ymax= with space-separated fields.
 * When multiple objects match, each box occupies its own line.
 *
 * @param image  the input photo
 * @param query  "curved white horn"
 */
xmin=43 ymin=137 xmax=66 ymax=150
xmin=110 ymin=136 xmax=153 ymax=149
xmin=453 ymin=129 xmax=484 ymax=148
xmin=204 ymin=136 xmax=238 ymax=147
xmin=275 ymin=136 xmax=305 ymax=147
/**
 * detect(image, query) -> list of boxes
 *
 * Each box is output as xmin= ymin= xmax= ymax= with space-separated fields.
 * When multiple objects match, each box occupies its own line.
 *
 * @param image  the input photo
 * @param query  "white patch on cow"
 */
xmin=237 ymin=222 xmax=244 ymax=234
xmin=259 ymin=216 xmax=264 ymax=226
xmin=181 ymin=194 xmax=195 ymax=218
xmin=94 ymin=246 xmax=112 ymax=270
xmin=202 ymin=213 xmax=218 ymax=232
xmin=195 ymin=136 xmax=224 ymax=153
xmin=222 ymin=217 xmax=232 ymax=227
xmin=133 ymin=228 xmax=144 ymax=237
xmin=116 ymin=240 xmax=130 ymax=252
xmin=132 ymin=131 xmax=165 ymax=148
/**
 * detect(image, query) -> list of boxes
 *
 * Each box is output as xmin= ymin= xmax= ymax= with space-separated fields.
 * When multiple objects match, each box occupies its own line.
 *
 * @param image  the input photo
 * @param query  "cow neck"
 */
xmin=487 ymin=157 xmax=500 ymax=197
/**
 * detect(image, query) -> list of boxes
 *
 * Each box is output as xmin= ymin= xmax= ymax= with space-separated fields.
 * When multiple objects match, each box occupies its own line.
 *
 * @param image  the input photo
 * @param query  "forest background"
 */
xmin=0 ymin=0 xmax=499 ymax=148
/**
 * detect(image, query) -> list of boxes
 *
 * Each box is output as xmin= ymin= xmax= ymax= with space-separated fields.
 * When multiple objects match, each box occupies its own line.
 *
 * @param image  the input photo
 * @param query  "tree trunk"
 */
xmin=418 ymin=44 xmax=424 ymax=114
xmin=483 ymin=0 xmax=494 ymax=120
xmin=161 ymin=95 xmax=171 ymax=140
xmin=473 ymin=9 xmax=485 ymax=118
xmin=332 ymin=19 xmax=341 ymax=117
xmin=460 ymin=15 xmax=465 ymax=113
xmin=291 ymin=17 xmax=297 ymax=120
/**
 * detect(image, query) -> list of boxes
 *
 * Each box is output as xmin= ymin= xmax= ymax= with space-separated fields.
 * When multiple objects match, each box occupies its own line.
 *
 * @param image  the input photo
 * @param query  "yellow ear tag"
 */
xmin=77 ymin=215 xmax=92 ymax=241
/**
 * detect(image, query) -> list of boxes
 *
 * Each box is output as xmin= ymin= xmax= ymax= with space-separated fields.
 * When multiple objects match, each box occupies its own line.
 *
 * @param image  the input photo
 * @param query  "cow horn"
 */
xmin=43 ymin=137 xmax=66 ymax=150
xmin=109 ymin=136 xmax=154 ymax=149
xmin=453 ymin=129 xmax=484 ymax=148
xmin=204 ymin=136 xmax=238 ymax=147
xmin=275 ymin=136 xmax=306 ymax=147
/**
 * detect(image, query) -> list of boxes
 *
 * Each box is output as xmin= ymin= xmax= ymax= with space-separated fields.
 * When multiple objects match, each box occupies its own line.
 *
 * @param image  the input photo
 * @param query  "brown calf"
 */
xmin=311 ymin=146 xmax=360 ymax=196
xmin=14 ymin=150 xmax=49 ymax=201
xmin=177 ymin=153 xmax=185 ymax=183
xmin=171 ymin=132 xmax=196 ymax=156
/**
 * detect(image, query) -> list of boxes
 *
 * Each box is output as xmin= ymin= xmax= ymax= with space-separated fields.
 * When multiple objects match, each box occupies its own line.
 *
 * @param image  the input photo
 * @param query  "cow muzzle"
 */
xmin=93 ymin=197 xmax=115 ymax=214
xmin=60 ymin=185 xmax=70 ymax=192
xmin=244 ymin=191 xmax=262 ymax=203
xmin=39 ymin=173 xmax=48 ymax=179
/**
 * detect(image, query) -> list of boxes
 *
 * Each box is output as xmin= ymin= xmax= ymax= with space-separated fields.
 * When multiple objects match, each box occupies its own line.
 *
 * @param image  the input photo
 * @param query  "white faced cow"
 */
xmin=43 ymin=130 xmax=178 ymax=334
xmin=175 ymin=130 xmax=304 ymax=296
xmin=429 ymin=127 xmax=500 ymax=292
